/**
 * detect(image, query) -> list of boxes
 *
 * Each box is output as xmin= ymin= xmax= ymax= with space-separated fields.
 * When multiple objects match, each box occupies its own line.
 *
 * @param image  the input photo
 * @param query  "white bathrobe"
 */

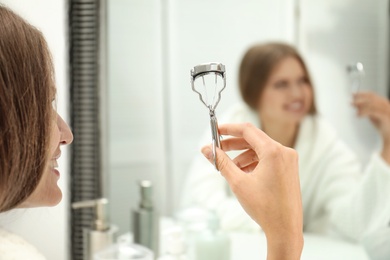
xmin=0 ymin=228 xmax=46 ymax=260
xmin=181 ymin=103 xmax=390 ymax=245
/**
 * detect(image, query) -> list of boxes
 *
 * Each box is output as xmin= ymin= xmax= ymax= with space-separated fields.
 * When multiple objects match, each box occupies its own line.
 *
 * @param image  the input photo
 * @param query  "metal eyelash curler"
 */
xmin=346 ymin=62 xmax=365 ymax=93
xmin=191 ymin=62 xmax=226 ymax=171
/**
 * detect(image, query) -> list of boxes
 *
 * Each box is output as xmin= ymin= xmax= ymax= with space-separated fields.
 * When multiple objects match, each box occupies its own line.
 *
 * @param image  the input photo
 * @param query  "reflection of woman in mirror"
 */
xmin=182 ymin=42 xmax=390 ymax=243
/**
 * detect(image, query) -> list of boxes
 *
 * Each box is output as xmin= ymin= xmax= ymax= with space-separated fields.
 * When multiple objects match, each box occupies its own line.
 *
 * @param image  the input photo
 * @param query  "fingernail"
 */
xmin=201 ymin=146 xmax=213 ymax=160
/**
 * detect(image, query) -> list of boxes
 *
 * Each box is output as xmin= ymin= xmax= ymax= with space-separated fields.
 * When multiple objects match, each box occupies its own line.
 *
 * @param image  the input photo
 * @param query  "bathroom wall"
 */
xmin=0 ymin=1 xmax=70 ymax=260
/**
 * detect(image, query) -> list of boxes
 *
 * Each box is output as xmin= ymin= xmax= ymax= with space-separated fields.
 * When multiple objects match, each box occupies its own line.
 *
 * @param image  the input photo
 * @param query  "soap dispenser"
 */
xmin=132 ymin=180 xmax=159 ymax=255
xmin=72 ymin=198 xmax=117 ymax=260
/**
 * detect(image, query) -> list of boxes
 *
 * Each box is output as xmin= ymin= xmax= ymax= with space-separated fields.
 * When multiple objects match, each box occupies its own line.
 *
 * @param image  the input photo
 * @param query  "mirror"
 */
xmin=107 ymin=0 xmax=388 ymax=258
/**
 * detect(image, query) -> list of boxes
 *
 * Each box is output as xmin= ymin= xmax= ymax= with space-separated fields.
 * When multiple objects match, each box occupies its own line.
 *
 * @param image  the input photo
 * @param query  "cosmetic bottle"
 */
xmin=72 ymin=198 xmax=118 ymax=260
xmin=194 ymin=211 xmax=231 ymax=260
xmin=157 ymin=226 xmax=189 ymax=260
xmin=94 ymin=233 xmax=154 ymax=260
xmin=132 ymin=180 xmax=159 ymax=255
xmin=174 ymin=207 xmax=210 ymax=258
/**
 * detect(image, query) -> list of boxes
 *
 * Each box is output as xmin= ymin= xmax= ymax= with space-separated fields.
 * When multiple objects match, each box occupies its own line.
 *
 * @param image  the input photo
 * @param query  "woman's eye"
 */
xmin=51 ymin=99 xmax=57 ymax=109
xmin=297 ymin=77 xmax=308 ymax=86
xmin=274 ymin=81 xmax=288 ymax=89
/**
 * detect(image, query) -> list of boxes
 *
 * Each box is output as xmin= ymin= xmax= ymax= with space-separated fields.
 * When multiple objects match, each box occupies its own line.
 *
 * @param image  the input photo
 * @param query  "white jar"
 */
xmin=94 ymin=234 xmax=154 ymax=260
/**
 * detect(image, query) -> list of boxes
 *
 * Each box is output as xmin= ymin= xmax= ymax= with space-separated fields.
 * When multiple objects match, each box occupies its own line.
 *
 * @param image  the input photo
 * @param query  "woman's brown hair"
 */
xmin=239 ymin=42 xmax=316 ymax=113
xmin=0 ymin=6 xmax=54 ymax=212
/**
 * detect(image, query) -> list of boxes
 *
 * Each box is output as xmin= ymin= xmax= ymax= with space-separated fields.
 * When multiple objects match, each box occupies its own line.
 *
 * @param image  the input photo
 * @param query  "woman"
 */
xmin=0 ymin=6 xmax=304 ymax=259
xmin=0 ymin=5 xmax=73 ymax=258
xmin=0 ymin=5 xmax=73 ymax=212
xmin=182 ymin=42 xmax=390 ymax=243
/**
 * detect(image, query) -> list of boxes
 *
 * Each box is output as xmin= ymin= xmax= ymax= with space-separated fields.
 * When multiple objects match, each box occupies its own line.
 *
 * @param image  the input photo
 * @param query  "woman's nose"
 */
xmin=57 ymin=114 xmax=74 ymax=145
xmin=290 ymin=83 xmax=304 ymax=98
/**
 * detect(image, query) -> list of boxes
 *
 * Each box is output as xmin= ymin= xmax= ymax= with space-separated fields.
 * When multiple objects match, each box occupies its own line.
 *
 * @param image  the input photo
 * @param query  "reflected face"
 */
xmin=257 ymin=57 xmax=313 ymax=125
xmin=22 ymin=111 xmax=73 ymax=207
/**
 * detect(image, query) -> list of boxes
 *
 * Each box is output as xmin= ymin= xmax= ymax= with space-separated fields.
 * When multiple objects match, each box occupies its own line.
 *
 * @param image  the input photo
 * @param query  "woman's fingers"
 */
xmin=220 ymin=137 xmax=250 ymax=152
xmin=353 ymin=91 xmax=373 ymax=101
xmin=232 ymin=149 xmax=259 ymax=170
xmin=240 ymin=161 xmax=259 ymax=173
xmin=218 ymin=123 xmax=248 ymax=137
xmin=353 ymin=92 xmax=388 ymax=119
xmin=219 ymin=123 xmax=269 ymax=155
xmin=353 ymin=93 xmax=373 ymax=111
xmin=201 ymin=145 xmax=241 ymax=180
xmin=355 ymin=102 xmax=380 ymax=117
xmin=201 ymin=130 xmax=262 ymax=179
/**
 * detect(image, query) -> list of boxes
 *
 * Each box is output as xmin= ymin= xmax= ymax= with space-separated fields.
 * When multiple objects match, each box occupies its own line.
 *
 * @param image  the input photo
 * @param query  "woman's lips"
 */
xmin=52 ymin=168 xmax=60 ymax=177
xmin=50 ymin=160 xmax=59 ymax=177
xmin=50 ymin=160 xmax=59 ymax=168
xmin=285 ymin=101 xmax=305 ymax=112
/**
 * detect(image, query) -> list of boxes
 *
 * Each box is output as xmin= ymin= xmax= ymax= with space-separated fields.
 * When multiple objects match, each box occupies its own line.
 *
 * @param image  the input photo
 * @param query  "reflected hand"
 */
xmin=353 ymin=91 xmax=390 ymax=140
xmin=201 ymin=123 xmax=303 ymax=260
xmin=353 ymin=91 xmax=390 ymax=163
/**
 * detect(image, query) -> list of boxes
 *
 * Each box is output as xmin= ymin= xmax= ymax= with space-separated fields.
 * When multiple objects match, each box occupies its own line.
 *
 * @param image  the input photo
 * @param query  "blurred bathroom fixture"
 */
xmin=346 ymin=62 xmax=365 ymax=93
xmin=132 ymin=180 xmax=159 ymax=254
xmin=72 ymin=198 xmax=118 ymax=260
xmin=191 ymin=62 xmax=226 ymax=170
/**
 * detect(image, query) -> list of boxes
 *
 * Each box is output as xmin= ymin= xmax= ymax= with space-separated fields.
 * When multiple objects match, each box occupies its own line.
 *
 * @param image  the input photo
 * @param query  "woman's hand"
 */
xmin=353 ymin=91 xmax=390 ymax=163
xmin=201 ymin=123 xmax=303 ymax=260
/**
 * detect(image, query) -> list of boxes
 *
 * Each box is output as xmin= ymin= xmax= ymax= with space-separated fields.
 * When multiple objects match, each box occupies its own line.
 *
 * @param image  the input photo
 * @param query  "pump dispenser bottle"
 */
xmin=132 ymin=180 xmax=159 ymax=255
xmin=72 ymin=198 xmax=117 ymax=260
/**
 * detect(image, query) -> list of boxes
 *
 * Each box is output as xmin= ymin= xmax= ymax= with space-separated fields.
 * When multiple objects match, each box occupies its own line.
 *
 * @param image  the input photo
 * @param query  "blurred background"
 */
xmin=0 ymin=0 xmax=388 ymax=259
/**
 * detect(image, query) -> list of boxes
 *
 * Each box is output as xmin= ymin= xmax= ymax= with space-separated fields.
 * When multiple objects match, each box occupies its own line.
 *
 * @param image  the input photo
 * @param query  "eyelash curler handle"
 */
xmin=209 ymin=109 xmax=221 ymax=170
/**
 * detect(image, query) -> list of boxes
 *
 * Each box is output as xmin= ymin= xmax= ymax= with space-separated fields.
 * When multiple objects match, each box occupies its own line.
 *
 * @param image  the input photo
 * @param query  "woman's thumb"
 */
xmin=201 ymin=145 xmax=238 ymax=179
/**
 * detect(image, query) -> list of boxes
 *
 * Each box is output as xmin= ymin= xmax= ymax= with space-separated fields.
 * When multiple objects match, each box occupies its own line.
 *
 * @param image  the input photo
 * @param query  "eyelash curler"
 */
xmin=191 ymin=62 xmax=226 ymax=171
xmin=346 ymin=62 xmax=365 ymax=93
